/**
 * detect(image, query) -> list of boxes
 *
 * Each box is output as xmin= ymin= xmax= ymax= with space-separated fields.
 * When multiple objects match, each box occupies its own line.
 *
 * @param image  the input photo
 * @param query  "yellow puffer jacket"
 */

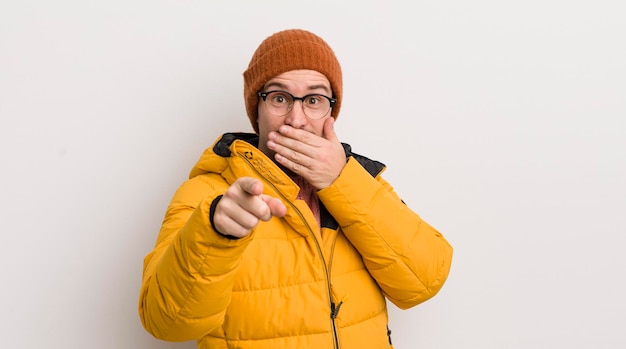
xmin=139 ymin=133 xmax=453 ymax=349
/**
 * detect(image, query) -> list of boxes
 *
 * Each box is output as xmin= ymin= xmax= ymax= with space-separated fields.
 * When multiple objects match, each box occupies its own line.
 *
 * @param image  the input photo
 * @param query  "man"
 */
xmin=139 ymin=28 xmax=453 ymax=349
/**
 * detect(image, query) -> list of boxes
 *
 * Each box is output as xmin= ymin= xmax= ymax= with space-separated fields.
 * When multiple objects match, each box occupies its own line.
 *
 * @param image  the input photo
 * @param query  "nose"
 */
xmin=283 ymin=100 xmax=308 ymax=128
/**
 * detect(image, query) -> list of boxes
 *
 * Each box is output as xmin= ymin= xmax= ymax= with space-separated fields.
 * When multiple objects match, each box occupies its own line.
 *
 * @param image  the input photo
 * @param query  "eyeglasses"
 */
xmin=258 ymin=90 xmax=337 ymax=120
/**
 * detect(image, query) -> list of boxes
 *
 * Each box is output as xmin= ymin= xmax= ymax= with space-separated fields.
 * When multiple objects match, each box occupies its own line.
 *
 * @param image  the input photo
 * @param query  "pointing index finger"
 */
xmin=237 ymin=177 xmax=264 ymax=196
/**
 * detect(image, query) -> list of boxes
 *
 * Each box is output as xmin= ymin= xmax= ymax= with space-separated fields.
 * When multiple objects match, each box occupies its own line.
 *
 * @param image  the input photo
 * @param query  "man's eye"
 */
xmin=271 ymin=95 xmax=288 ymax=104
xmin=305 ymin=96 xmax=324 ymax=107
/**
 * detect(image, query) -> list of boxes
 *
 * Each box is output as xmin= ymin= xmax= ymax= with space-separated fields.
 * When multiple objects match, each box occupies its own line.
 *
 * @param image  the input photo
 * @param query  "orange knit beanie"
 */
xmin=243 ymin=29 xmax=343 ymax=133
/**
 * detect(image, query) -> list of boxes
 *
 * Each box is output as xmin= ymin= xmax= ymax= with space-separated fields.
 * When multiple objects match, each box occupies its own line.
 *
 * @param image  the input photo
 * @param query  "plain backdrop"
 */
xmin=1 ymin=1 xmax=625 ymax=348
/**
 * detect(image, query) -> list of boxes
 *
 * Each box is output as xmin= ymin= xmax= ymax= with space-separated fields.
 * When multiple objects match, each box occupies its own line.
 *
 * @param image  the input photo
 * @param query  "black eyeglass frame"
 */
xmin=257 ymin=90 xmax=337 ymax=118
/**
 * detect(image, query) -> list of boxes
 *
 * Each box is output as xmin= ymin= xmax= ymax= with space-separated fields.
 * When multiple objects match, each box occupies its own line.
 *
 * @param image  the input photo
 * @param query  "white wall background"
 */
xmin=1 ymin=1 xmax=624 ymax=348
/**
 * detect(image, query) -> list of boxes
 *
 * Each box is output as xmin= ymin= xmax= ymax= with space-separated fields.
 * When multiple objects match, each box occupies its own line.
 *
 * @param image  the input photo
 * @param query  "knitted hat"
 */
xmin=243 ymin=29 xmax=343 ymax=133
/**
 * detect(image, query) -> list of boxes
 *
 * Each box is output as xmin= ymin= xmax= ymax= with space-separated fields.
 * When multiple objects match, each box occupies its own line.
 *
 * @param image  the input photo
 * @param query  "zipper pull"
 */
xmin=330 ymin=301 xmax=343 ymax=319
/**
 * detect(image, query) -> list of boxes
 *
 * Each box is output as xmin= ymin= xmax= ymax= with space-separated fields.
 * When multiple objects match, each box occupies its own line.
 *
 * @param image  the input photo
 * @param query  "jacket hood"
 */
xmin=189 ymin=133 xmax=259 ymax=179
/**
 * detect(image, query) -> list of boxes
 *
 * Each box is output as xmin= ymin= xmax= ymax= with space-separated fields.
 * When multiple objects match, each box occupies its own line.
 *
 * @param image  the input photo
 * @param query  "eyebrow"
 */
xmin=263 ymin=81 xmax=331 ymax=95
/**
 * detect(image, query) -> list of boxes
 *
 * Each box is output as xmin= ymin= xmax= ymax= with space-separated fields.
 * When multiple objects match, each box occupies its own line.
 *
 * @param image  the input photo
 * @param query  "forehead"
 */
xmin=264 ymin=70 xmax=331 ymax=92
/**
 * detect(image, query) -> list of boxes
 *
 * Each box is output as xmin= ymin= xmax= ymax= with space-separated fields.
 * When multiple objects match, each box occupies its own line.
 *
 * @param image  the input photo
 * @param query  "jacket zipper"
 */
xmin=238 ymin=152 xmax=341 ymax=349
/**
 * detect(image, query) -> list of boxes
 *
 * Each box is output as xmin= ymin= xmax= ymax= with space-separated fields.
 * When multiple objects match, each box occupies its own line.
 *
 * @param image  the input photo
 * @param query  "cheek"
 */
xmin=311 ymin=120 xmax=326 ymax=137
xmin=257 ymin=112 xmax=282 ymax=135
xmin=256 ymin=111 xmax=285 ymax=152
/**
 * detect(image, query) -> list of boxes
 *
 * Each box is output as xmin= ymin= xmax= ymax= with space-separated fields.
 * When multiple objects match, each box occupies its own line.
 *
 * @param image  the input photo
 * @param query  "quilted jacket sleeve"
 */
xmin=138 ymin=174 xmax=252 ymax=341
xmin=317 ymin=157 xmax=453 ymax=309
